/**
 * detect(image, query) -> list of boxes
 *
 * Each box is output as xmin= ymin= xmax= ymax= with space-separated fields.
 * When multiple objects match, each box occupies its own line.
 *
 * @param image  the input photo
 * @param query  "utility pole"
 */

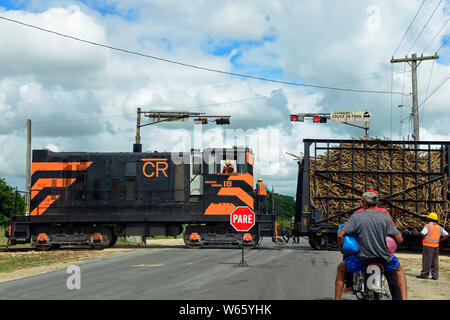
xmin=390 ymin=53 xmax=439 ymax=141
xmin=25 ymin=119 xmax=31 ymax=216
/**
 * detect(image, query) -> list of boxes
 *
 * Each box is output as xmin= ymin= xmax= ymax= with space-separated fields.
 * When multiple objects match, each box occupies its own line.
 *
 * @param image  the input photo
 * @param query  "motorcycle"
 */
xmin=353 ymin=260 xmax=390 ymax=300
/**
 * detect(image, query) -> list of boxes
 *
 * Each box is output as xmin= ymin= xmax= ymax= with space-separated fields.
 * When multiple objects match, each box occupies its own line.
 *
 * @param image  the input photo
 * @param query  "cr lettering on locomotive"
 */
xmin=142 ymin=158 xmax=169 ymax=178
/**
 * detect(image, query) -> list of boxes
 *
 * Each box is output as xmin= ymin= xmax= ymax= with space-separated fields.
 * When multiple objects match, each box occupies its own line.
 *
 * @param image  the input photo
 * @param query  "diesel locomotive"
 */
xmin=8 ymin=146 xmax=276 ymax=249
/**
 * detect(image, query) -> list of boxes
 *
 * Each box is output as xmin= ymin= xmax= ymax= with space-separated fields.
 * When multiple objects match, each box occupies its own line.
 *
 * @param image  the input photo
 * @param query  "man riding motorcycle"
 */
xmin=334 ymin=191 xmax=407 ymax=300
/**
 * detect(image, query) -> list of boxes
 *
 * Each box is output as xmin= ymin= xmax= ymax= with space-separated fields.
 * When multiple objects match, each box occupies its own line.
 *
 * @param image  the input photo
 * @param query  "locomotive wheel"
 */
xmin=308 ymin=235 xmax=322 ymax=250
xmin=183 ymin=233 xmax=203 ymax=248
xmin=89 ymin=228 xmax=112 ymax=249
xmin=184 ymin=240 xmax=204 ymax=249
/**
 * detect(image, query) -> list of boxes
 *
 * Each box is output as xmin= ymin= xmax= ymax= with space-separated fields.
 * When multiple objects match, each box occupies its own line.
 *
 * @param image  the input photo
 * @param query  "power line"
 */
xmin=422 ymin=15 xmax=450 ymax=53
xmin=192 ymin=69 xmax=412 ymax=110
xmin=407 ymin=0 xmax=443 ymax=55
xmin=33 ymin=113 xmax=130 ymax=125
xmin=390 ymin=64 xmax=394 ymax=139
xmin=419 ymin=70 xmax=450 ymax=108
xmin=392 ymin=0 xmax=427 ymax=57
xmin=0 ymin=15 xmax=407 ymax=96
xmin=420 ymin=59 xmax=435 ymax=121
xmin=436 ymin=36 xmax=450 ymax=52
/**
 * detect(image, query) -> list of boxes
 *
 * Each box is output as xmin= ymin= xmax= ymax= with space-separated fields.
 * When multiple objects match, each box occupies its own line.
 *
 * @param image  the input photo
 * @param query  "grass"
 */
xmin=0 ymin=254 xmax=58 ymax=272
xmin=0 ymin=228 xmax=31 ymax=249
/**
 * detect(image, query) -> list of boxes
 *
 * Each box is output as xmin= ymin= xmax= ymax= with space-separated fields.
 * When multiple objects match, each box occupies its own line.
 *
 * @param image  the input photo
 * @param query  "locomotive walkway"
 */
xmin=0 ymin=238 xmax=353 ymax=300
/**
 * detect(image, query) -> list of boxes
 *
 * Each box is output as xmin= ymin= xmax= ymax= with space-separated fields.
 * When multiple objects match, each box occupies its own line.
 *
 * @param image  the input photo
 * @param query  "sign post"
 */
xmin=230 ymin=207 xmax=256 ymax=267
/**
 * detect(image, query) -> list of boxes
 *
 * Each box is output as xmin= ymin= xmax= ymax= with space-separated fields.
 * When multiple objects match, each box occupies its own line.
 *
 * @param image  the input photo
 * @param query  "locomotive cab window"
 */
xmin=192 ymin=155 xmax=202 ymax=175
xmin=205 ymin=150 xmax=250 ymax=174
xmin=220 ymin=159 xmax=237 ymax=174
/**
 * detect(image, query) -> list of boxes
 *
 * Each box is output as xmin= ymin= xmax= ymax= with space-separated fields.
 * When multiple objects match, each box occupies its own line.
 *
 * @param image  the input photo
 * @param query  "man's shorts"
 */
xmin=344 ymin=254 xmax=400 ymax=273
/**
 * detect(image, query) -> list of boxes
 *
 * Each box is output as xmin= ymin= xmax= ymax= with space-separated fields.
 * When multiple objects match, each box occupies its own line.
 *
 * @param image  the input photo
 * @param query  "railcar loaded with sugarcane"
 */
xmin=291 ymin=138 xmax=450 ymax=250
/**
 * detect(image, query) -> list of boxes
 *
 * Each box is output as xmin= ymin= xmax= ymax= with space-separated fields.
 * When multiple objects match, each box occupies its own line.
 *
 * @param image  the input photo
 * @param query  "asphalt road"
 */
xmin=0 ymin=238 xmax=352 ymax=300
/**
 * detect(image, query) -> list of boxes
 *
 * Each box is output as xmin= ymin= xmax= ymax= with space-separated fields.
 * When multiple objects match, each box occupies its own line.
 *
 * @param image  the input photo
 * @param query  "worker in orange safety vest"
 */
xmin=416 ymin=212 xmax=448 ymax=280
xmin=255 ymin=178 xmax=268 ymax=213
xmin=222 ymin=160 xmax=235 ymax=174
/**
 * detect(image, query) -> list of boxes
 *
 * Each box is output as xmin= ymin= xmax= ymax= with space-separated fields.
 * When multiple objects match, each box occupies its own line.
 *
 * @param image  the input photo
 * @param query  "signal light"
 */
xmin=290 ymin=114 xmax=304 ymax=122
xmin=215 ymin=118 xmax=230 ymax=125
xmin=313 ymin=116 xmax=327 ymax=123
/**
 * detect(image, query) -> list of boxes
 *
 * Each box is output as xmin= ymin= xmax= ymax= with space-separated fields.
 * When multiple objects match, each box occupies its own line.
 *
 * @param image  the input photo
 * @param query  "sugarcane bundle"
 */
xmin=308 ymin=139 xmax=449 ymax=230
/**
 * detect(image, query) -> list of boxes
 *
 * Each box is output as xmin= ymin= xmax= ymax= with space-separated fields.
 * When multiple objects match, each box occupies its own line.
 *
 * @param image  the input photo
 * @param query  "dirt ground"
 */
xmin=396 ymin=252 xmax=450 ymax=300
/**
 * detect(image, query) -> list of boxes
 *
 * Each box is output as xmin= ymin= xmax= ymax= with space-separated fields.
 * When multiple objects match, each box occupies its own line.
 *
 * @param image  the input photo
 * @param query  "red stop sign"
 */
xmin=230 ymin=207 xmax=256 ymax=232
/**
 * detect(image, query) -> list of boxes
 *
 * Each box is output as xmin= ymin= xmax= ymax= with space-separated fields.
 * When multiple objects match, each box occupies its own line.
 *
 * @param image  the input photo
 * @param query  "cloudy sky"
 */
xmin=0 ymin=0 xmax=449 ymax=196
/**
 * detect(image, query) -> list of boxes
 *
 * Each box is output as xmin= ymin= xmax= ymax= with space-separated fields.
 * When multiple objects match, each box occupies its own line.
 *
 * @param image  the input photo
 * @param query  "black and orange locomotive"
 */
xmin=8 ymin=147 xmax=276 ymax=249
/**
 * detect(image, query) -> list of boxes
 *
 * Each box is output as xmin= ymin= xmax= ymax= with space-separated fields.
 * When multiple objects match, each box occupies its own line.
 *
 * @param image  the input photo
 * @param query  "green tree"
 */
xmin=271 ymin=192 xmax=296 ymax=228
xmin=0 ymin=178 xmax=25 ymax=227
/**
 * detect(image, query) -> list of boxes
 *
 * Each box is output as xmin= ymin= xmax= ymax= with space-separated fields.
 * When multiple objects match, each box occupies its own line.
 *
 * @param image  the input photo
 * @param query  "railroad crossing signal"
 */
xmin=230 ymin=207 xmax=255 ymax=232
xmin=133 ymin=108 xmax=231 ymax=152
xmin=290 ymin=113 xmax=329 ymax=123
xmin=290 ymin=110 xmax=371 ymax=137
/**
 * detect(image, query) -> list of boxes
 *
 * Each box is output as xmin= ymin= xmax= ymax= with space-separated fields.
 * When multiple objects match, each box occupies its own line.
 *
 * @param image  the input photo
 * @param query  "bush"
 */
xmin=0 ymin=178 xmax=25 ymax=227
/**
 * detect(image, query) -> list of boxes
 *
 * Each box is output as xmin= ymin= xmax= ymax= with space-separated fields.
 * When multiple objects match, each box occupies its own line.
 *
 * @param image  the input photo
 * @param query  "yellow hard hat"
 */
xmin=427 ymin=212 xmax=438 ymax=221
xmin=225 ymin=160 xmax=231 ymax=164
xmin=257 ymin=178 xmax=263 ymax=181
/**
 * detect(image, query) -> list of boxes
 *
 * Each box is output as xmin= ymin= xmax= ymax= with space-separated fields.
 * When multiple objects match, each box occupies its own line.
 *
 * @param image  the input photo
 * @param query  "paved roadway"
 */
xmin=0 ymin=238 xmax=353 ymax=300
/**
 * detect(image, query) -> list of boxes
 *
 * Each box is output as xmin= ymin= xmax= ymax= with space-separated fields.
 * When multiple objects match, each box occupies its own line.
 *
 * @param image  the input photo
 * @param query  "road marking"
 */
xmin=131 ymin=264 xmax=165 ymax=267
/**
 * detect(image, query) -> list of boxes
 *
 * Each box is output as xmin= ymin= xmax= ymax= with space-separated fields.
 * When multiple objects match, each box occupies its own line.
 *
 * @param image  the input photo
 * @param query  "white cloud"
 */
xmin=45 ymin=143 xmax=60 ymax=152
xmin=0 ymin=6 xmax=108 ymax=84
xmin=0 ymin=0 xmax=449 ymax=197
xmin=208 ymin=1 xmax=271 ymax=40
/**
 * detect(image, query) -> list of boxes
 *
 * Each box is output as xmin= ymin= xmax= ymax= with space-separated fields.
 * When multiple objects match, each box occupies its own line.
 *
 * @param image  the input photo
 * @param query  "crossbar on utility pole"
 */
xmin=390 ymin=53 xmax=439 ymax=141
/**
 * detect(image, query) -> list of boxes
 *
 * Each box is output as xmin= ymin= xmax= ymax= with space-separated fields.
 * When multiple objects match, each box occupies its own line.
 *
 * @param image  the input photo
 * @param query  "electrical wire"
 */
xmin=392 ymin=0 xmax=427 ymax=57
xmin=399 ymin=63 xmax=407 ymax=139
xmin=407 ymin=0 xmax=443 ymax=55
xmin=0 ymin=15 xmax=407 ymax=96
xmin=418 ymin=70 xmax=450 ymax=108
xmin=33 ymin=113 xmax=132 ymax=125
xmin=420 ymin=59 xmax=435 ymax=122
xmin=422 ymin=15 xmax=450 ymax=53
xmin=31 ymin=69 xmax=412 ymax=125
xmin=435 ymin=36 xmax=450 ymax=52
xmin=390 ymin=64 xmax=394 ymax=139
xmin=2 ymin=123 xmax=27 ymax=177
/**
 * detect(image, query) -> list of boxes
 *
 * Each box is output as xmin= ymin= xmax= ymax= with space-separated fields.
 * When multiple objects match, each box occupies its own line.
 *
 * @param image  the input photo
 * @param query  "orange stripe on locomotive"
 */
xmin=30 ymin=161 xmax=92 ymax=216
